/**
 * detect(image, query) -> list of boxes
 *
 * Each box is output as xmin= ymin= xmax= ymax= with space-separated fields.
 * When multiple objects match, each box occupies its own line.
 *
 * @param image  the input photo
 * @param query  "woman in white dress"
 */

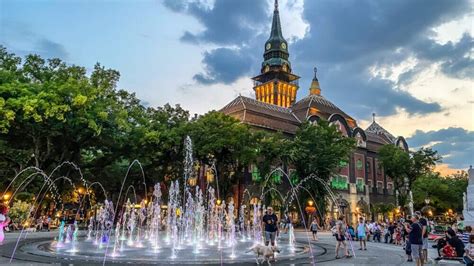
xmin=0 ymin=204 xmax=11 ymax=243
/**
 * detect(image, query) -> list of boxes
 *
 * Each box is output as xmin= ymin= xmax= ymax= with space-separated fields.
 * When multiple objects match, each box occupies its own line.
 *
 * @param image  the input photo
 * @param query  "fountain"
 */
xmin=3 ymin=137 xmax=325 ymax=264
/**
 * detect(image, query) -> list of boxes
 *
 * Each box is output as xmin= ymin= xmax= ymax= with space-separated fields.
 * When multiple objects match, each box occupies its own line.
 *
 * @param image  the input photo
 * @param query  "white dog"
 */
xmin=247 ymin=243 xmax=281 ymax=265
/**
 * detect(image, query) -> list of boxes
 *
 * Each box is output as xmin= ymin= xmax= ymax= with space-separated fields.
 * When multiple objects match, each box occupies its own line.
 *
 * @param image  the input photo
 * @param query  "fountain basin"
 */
xmin=18 ymin=235 xmax=312 ymax=264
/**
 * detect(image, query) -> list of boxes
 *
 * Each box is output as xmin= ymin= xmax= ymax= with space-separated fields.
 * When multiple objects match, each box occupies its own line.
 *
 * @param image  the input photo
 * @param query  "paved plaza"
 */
xmin=0 ymin=230 xmax=460 ymax=265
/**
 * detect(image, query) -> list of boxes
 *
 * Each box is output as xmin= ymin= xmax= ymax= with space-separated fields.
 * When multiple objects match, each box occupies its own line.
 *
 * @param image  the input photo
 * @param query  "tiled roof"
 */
xmin=365 ymin=121 xmax=396 ymax=143
xmin=366 ymin=131 xmax=391 ymax=144
xmin=292 ymin=94 xmax=355 ymax=122
xmin=220 ymin=96 xmax=300 ymax=133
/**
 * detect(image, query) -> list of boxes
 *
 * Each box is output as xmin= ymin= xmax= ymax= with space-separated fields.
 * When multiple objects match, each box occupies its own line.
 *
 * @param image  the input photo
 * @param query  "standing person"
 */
xmin=373 ymin=222 xmax=381 ymax=242
xmin=334 ymin=216 xmax=352 ymax=259
xmin=284 ymin=213 xmax=291 ymax=234
xmin=0 ymin=204 xmax=11 ymax=244
xmin=310 ymin=217 xmax=320 ymax=241
xmin=367 ymin=221 xmax=373 ymax=241
xmin=357 ymin=217 xmax=368 ymax=250
xmin=388 ymin=222 xmax=396 ymax=244
xmin=262 ymin=207 xmax=278 ymax=246
xmin=416 ymin=211 xmax=429 ymax=263
xmin=330 ymin=218 xmax=336 ymax=230
xmin=406 ymin=214 xmax=424 ymax=266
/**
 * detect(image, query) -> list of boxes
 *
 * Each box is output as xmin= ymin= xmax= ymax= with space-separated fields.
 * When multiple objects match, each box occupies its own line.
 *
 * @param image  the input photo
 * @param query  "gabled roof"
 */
xmin=220 ymin=95 xmax=300 ymax=134
xmin=365 ymin=121 xmax=396 ymax=143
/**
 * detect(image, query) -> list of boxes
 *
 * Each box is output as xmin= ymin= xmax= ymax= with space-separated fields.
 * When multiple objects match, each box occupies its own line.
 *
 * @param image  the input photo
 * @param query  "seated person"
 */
xmin=447 ymin=228 xmax=465 ymax=257
xmin=436 ymin=228 xmax=465 ymax=258
xmin=464 ymin=235 xmax=474 ymax=266
xmin=441 ymin=242 xmax=456 ymax=258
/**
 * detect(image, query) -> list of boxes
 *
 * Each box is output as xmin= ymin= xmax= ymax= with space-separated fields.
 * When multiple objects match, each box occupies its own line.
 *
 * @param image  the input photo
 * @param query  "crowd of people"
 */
xmin=325 ymin=211 xmax=474 ymax=266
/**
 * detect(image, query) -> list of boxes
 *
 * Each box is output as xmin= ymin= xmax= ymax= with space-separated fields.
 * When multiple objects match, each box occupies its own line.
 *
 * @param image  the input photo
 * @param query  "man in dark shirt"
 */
xmin=416 ymin=211 xmax=429 ymax=263
xmin=447 ymin=228 xmax=465 ymax=257
xmin=406 ymin=214 xmax=424 ymax=266
xmin=262 ymin=207 xmax=278 ymax=246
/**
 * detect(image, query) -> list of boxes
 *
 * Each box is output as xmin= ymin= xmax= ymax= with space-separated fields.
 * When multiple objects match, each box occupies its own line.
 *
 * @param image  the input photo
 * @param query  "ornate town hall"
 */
xmin=220 ymin=0 xmax=408 ymax=223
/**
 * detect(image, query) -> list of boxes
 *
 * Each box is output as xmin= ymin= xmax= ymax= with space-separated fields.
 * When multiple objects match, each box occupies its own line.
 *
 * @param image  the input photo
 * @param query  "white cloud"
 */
xmin=432 ymin=14 xmax=474 ymax=45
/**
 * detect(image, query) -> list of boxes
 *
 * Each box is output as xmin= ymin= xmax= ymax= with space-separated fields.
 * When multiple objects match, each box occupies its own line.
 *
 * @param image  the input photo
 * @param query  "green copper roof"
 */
xmin=269 ymin=0 xmax=285 ymax=43
xmin=263 ymin=0 xmax=289 ymax=65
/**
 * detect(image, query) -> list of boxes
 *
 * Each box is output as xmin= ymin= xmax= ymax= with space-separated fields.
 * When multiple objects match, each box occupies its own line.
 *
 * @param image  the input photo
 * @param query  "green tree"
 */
xmin=291 ymin=121 xmax=356 ymax=180
xmin=8 ymin=200 xmax=31 ymax=225
xmin=290 ymin=120 xmax=356 ymax=219
xmin=187 ymin=111 xmax=257 ymax=199
xmin=379 ymin=145 xmax=441 ymax=214
xmin=412 ymin=172 xmax=468 ymax=213
xmin=254 ymin=131 xmax=291 ymax=183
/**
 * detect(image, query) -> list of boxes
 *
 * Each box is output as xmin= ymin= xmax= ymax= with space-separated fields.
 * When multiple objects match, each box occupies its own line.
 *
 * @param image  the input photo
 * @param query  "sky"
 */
xmin=1 ymin=0 xmax=473 ymax=174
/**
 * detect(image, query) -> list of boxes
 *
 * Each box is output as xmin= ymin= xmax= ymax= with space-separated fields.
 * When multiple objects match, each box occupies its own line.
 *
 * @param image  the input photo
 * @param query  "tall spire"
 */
xmin=252 ymin=0 xmax=300 ymax=108
xmin=309 ymin=67 xmax=321 ymax=95
xmin=261 ymin=0 xmax=290 ymax=74
xmin=270 ymin=0 xmax=284 ymax=41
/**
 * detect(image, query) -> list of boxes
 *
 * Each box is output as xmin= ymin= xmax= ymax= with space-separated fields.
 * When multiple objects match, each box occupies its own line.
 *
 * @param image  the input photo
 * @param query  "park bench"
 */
xmin=434 ymin=256 xmax=464 ymax=264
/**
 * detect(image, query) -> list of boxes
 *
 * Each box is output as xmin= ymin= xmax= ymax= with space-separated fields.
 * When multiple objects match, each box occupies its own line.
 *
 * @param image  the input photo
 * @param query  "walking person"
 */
xmin=262 ymin=206 xmax=278 ymax=246
xmin=406 ymin=214 xmax=424 ymax=266
xmin=0 ymin=204 xmax=11 ymax=244
xmin=357 ymin=217 xmax=368 ymax=250
xmin=310 ymin=217 xmax=320 ymax=241
xmin=334 ymin=216 xmax=352 ymax=259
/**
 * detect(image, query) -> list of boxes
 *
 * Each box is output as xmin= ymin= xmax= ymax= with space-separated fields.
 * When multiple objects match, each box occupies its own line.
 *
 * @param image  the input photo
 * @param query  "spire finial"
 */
xmin=372 ymin=112 xmax=376 ymax=122
xmin=313 ymin=67 xmax=318 ymax=78
xmin=275 ymin=0 xmax=279 ymax=11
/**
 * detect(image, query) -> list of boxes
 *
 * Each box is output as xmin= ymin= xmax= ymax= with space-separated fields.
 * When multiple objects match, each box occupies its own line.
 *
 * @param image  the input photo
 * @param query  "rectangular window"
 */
xmin=356 ymin=178 xmax=364 ymax=192
xmin=387 ymin=182 xmax=394 ymax=195
xmin=331 ymin=175 xmax=348 ymax=190
xmin=377 ymin=181 xmax=384 ymax=194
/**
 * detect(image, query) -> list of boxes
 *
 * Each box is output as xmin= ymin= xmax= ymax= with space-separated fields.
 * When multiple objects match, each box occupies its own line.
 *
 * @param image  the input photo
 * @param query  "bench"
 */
xmin=434 ymin=256 xmax=464 ymax=264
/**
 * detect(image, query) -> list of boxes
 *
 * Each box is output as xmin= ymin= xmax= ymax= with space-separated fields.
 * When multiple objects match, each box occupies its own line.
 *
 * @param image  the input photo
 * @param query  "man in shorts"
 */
xmin=416 ymin=211 xmax=429 ymax=263
xmin=406 ymin=214 xmax=424 ymax=266
xmin=262 ymin=207 xmax=278 ymax=246
xmin=335 ymin=215 xmax=352 ymax=259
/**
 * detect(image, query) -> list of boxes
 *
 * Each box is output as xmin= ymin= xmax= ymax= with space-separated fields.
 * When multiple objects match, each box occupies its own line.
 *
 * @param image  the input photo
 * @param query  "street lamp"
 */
xmin=3 ymin=192 xmax=11 ymax=204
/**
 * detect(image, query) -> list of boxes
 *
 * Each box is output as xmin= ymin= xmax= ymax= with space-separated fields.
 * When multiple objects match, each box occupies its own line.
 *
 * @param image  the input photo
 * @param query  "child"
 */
xmin=464 ymin=235 xmax=474 ymax=266
xmin=357 ymin=217 xmax=368 ymax=250
xmin=0 ymin=204 xmax=11 ymax=244
xmin=395 ymin=227 xmax=402 ymax=245
xmin=310 ymin=217 xmax=320 ymax=241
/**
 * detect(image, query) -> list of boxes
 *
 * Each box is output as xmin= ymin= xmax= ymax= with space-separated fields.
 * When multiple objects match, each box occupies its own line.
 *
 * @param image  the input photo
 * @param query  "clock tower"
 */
xmin=252 ymin=0 xmax=300 ymax=108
